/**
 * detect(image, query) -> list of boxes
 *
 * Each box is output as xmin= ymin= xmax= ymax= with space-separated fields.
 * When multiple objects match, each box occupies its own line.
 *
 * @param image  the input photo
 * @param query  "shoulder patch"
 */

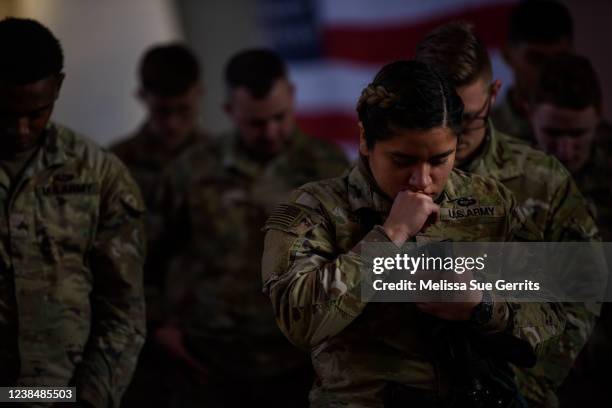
xmin=264 ymin=203 xmax=320 ymax=235
xmin=265 ymin=203 xmax=306 ymax=229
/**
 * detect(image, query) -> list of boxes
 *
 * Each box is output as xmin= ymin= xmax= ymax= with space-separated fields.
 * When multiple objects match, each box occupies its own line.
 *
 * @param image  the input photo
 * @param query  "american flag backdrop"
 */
xmin=257 ymin=0 xmax=518 ymax=157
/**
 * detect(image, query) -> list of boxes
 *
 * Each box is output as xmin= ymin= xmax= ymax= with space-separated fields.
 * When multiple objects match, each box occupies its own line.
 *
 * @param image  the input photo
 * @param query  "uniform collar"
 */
xmin=130 ymin=123 xmax=169 ymax=165
xmin=459 ymin=120 xmax=523 ymax=181
xmin=457 ymin=122 xmax=496 ymax=174
xmin=21 ymin=122 xmax=71 ymax=182
xmin=132 ymin=123 xmax=202 ymax=166
xmin=347 ymin=157 xmax=392 ymax=213
xmin=0 ymin=122 xmax=71 ymax=192
xmin=221 ymin=128 xmax=304 ymax=178
xmin=40 ymin=122 xmax=70 ymax=167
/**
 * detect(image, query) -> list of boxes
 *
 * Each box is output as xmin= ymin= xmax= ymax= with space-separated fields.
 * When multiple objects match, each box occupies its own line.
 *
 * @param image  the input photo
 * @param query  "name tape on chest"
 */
xmin=440 ymin=203 xmax=504 ymax=221
xmin=38 ymin=182 xmax=98 ymax=196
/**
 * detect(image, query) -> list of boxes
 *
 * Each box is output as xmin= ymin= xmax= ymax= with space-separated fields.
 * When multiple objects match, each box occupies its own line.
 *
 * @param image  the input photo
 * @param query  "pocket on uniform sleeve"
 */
xmin=120 ymin=190 xmax=146 ymax=218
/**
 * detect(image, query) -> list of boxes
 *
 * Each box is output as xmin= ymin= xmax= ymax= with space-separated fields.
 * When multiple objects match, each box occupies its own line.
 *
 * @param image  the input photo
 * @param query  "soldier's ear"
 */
xmin=490 ymin=79 xmax=502 ymax=105
xmin=358 ymin=122 xmax=369 ymax=156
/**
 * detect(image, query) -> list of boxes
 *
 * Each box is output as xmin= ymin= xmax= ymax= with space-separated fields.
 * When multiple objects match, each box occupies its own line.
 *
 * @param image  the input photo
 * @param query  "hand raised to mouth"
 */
xmin=383 ymin=190 xmax=440 ymax=246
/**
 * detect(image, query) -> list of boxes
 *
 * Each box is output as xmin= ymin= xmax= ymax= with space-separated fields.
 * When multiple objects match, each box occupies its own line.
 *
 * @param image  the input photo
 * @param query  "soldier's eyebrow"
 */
xmin=0 ymin=103 xmax=53 ymax=117
xmin=430 ymin=149 xmax=455 ymax=160
xmin=388 ymin=152 xmax=417 ymax=160
xmin=29 ymin=104 xmax=53 ymax=115
xmin=388 ymin=149 xmax=454 ymax=160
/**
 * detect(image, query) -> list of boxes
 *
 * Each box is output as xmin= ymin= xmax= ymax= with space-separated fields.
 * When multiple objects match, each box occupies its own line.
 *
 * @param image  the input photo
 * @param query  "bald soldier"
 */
xmin=154 ymin=48 xmax=349 ymax=407
xmin=261 ymin=60 xmax=565 ymax=407
xmin=0 ymin=18 xmax=145 ymax=407
xmin=414 ymin=22 xmax=599 ymax=407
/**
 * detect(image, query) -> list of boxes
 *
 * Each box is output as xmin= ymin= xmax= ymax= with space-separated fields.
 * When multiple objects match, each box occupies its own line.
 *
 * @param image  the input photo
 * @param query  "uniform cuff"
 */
xmin=351 ymin=225 xmax=403 ymax=263
xmin=476 ymin=295 xmax=511 ymax=334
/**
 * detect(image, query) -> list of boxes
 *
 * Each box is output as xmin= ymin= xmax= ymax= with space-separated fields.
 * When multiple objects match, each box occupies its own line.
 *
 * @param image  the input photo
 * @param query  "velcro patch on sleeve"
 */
xmin=266 ymin=203 xmax=303 ymax=228
xmin=264 ymin=203 xmax=320 ymax=236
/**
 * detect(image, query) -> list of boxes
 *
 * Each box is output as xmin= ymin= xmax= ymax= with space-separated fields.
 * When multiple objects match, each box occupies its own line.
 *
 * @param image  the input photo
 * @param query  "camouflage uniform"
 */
xmin=261 ymin=158 xmax=566 ymax=407
xmin=111 ymin=125 xmax=207 ymax=312
xmin=458 ymin=122 xmax=599 ymax=242
xmin=491 ymin=90 xmax=612 ymax=156
xmin=161 ymin=129 xmax=349 ymax=406
xmin=556 ymin=146 xmax=612 ymax=407
xmin=0 ymin=123 xmax=146 ymax=407
xmin=458 ymin=122 xmax=600 ymax=407
xmin=111 ymin=125 xmax=207 ymax=407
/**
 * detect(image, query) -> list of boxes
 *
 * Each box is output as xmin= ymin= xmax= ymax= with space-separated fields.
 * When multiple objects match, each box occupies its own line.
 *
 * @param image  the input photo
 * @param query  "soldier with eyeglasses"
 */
xmin=415 ymin=22 xmax=600 ymax=408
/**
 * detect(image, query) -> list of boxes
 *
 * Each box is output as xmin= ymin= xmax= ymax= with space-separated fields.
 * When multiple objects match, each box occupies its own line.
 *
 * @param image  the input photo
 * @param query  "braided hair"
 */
xmin=357 ymin=60 xmax=463 ymax=148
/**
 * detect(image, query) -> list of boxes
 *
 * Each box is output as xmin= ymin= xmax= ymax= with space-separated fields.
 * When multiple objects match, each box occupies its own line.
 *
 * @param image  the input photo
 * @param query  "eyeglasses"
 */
xmin=461 ymin=89 xmax=493 ymax=133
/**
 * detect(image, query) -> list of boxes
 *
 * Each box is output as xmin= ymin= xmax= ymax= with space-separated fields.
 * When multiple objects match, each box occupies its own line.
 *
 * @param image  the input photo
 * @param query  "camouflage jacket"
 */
xmin=261 ymin=159 xmax=566 ymax=407
xmin=111 ymin=123 xmax=207 ymax=216
xmin=160 ymin=129 xmax=349 ymax=379
xmin=470 ymin=125 xmax=602 ymax=407
xmin=459 ymin=122 xmax=598 ymax=242
xmin=111 ymin=125 xmax=206 ymax=319
xmin=0 ymin=123 xmax=146 ymax=407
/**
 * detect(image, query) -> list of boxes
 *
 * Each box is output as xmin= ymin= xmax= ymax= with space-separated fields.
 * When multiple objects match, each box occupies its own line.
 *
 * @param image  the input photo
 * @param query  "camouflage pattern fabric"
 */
xmin=459 ymin=122 xmax=599 ymax=243
xmin=159 ymin=129 xmax=349 ymax=404
xmin=0 ymin=123 xmax=146 ymax=407
xmin=556 ymin=146 xmax=612 ymax=407
xmin=261 ymin=158 xmax=566 ymax=407
xmin=111 ymin=125 xmax=207 ymax=318
xmin=471 ymin=124 xmax=603 ymax=407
